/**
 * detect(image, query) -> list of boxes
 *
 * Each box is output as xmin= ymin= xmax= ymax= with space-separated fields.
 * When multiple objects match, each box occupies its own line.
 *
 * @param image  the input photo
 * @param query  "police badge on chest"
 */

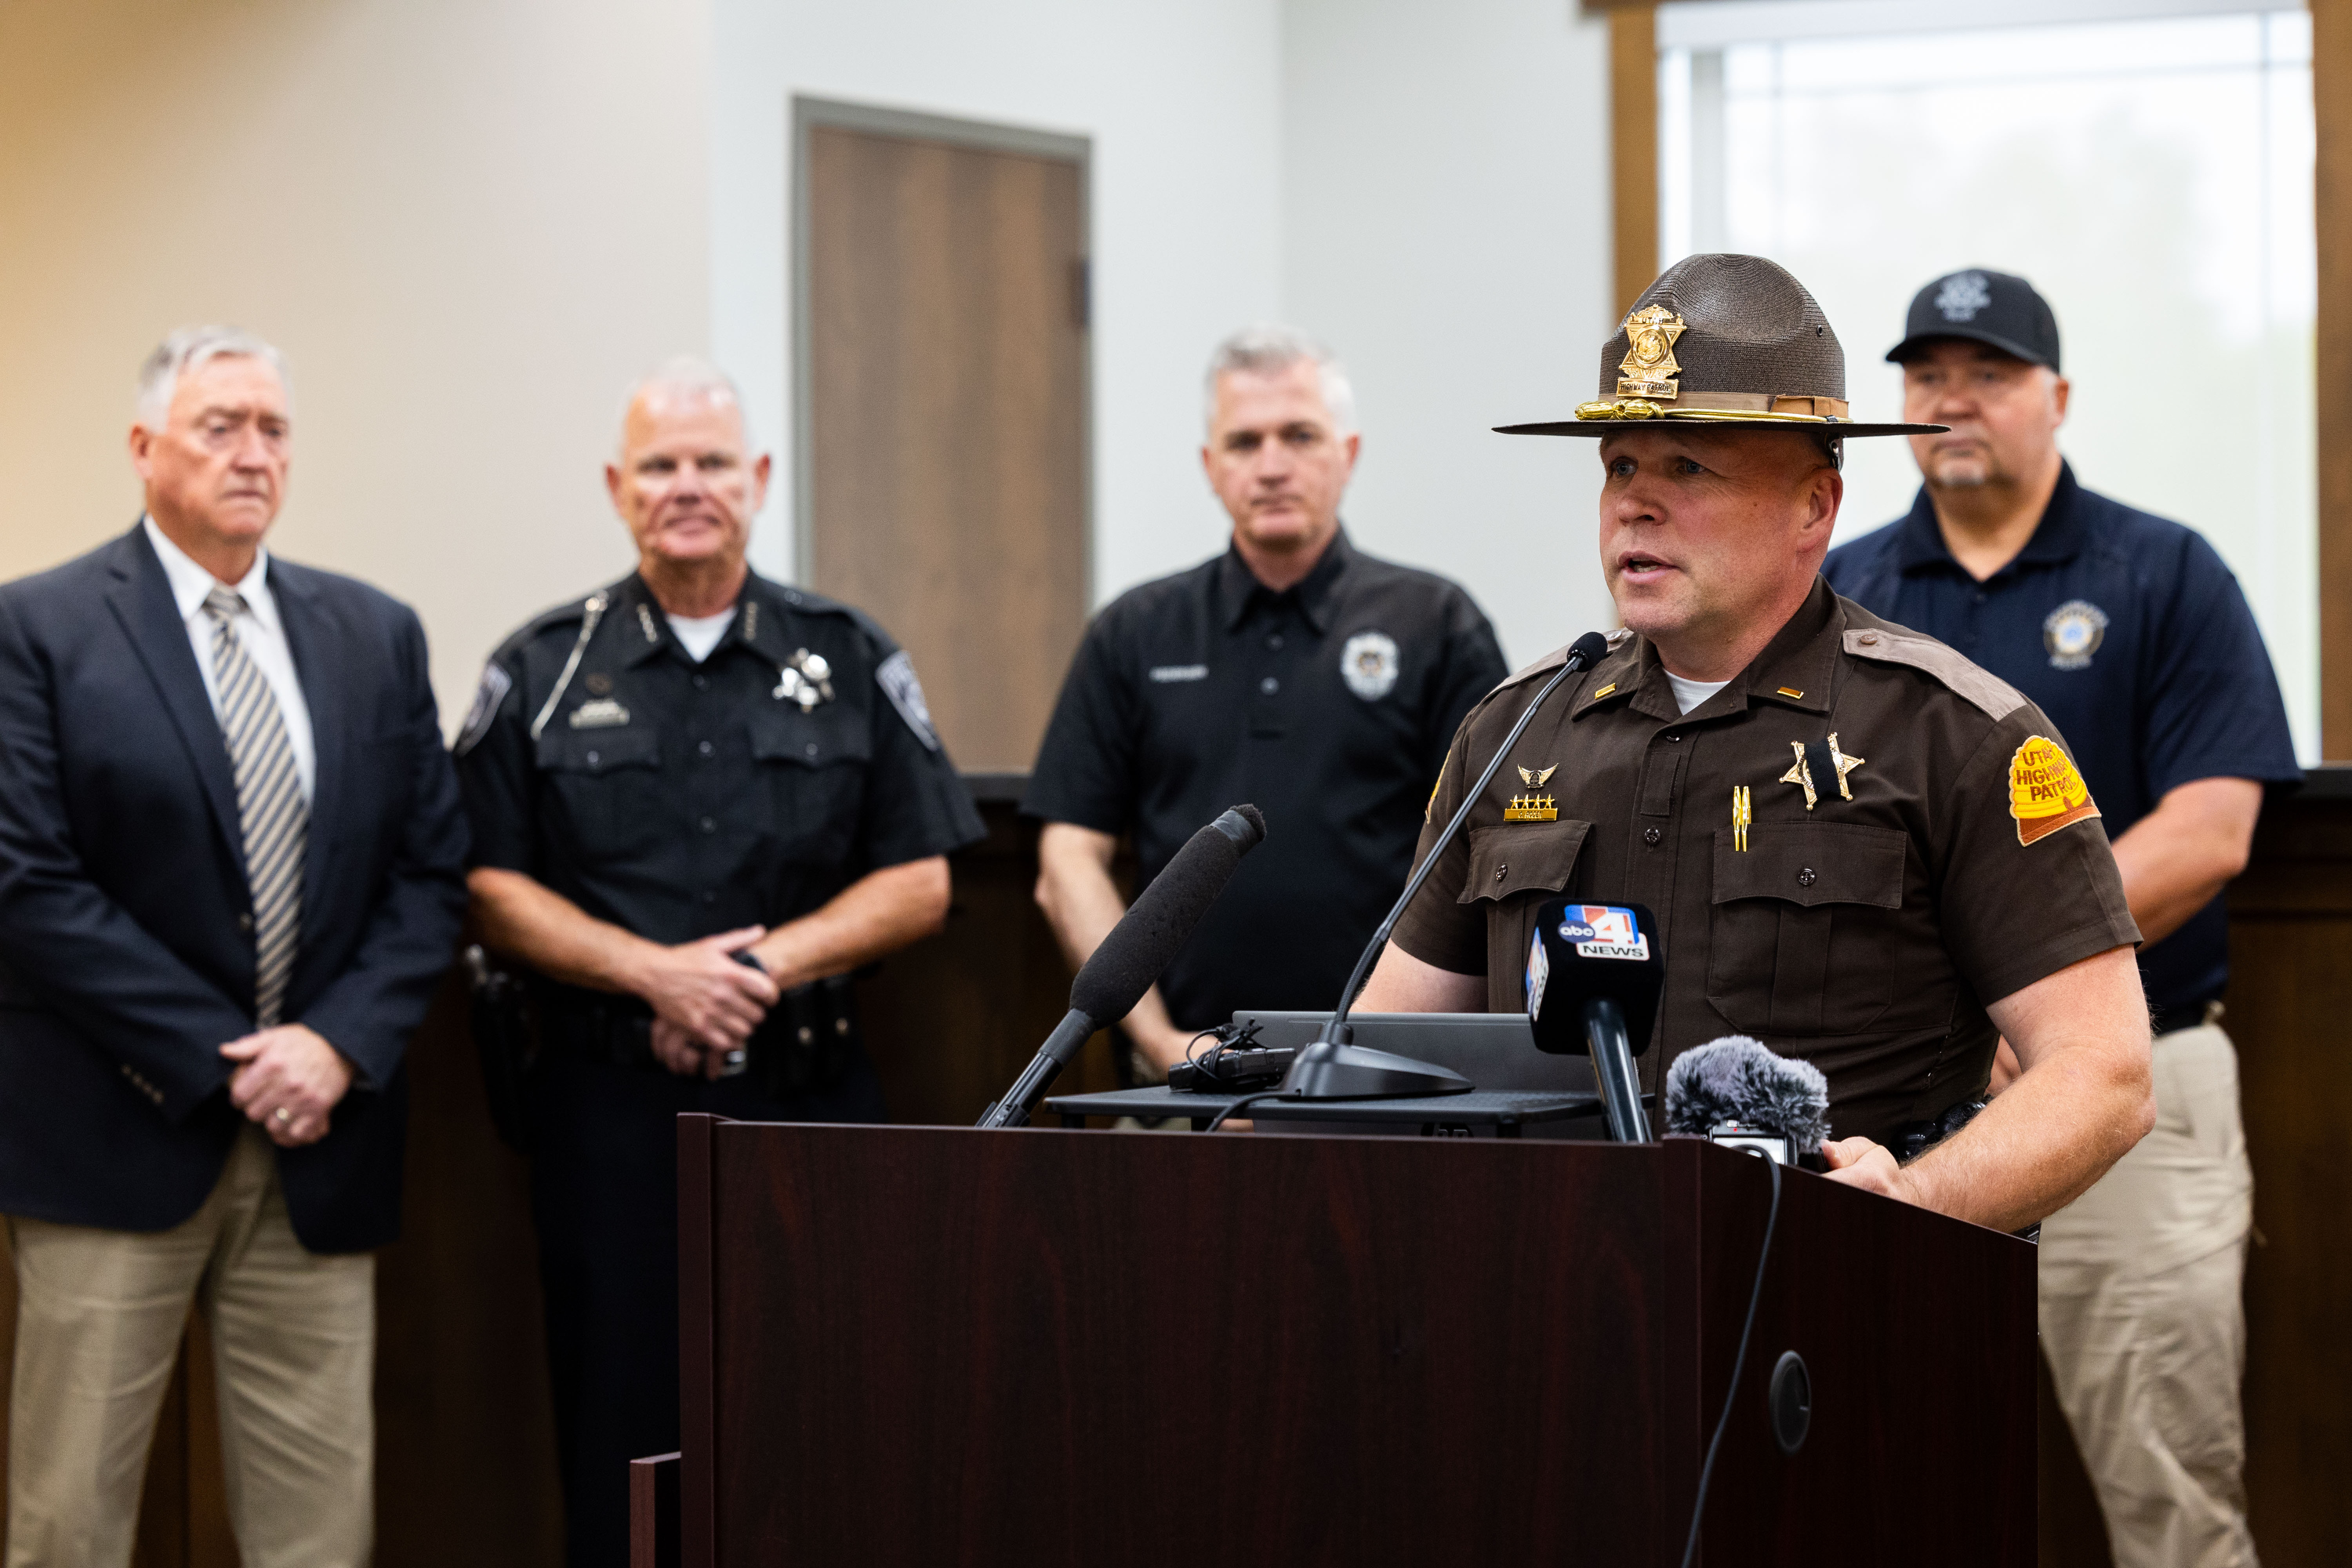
xmin=774 ymin=648 xmax=836 ymax=712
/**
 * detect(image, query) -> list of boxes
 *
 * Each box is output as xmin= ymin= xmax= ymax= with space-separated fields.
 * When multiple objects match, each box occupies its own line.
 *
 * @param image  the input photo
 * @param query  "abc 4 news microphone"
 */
xmin=1524 ymin=898 xmax=1833 ymax=1165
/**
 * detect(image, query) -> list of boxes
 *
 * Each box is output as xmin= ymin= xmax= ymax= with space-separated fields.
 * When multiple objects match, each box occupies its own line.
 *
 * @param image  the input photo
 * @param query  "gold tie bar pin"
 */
xmin=1733 ymin=785 xmax=1751 ymax=851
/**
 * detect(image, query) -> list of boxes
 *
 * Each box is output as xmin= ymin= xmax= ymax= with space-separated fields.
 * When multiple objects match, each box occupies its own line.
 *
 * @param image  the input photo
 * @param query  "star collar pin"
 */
xmin=1780 ymin=742 xmax=1817 ymax=811
xmin=1827 ymin=732 xmax=1864 ymax=800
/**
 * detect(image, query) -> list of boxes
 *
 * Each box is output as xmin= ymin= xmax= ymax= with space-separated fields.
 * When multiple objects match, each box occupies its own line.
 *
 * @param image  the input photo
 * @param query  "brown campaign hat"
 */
xmin=1497 ymin=253 xmax=1945 ymax=438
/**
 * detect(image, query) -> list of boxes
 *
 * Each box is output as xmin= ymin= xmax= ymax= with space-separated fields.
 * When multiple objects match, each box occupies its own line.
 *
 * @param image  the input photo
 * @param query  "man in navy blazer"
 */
xmin=0 ymin=327 xmax=467 ymax=1568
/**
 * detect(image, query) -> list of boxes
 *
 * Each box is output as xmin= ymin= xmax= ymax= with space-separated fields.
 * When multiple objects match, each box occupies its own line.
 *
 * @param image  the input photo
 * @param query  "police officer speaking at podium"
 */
xmin=455 ymin=358 xmax=982 ymax=1566
xmin=1353 ymin=255 xmax=2156 ymax=1235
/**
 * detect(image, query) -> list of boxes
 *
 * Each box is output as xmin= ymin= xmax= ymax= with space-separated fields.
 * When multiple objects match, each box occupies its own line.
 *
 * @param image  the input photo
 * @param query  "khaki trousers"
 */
xmin=5 ymin=1125 xmax=375 ymax=1568
xmin=2039 ymin=1022 xmax=2258 ymax=1568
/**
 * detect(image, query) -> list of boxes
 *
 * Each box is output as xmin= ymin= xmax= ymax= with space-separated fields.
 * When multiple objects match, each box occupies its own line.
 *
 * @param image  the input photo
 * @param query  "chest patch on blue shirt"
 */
xmin=2043 ymin=600 xmax=2109 ymax=670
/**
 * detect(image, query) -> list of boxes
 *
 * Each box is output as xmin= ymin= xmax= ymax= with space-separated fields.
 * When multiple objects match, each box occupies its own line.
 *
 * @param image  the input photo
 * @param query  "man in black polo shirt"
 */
xmin=1824 ymin=270 xmax=2299 ymax=1568
xmin=1024 ymin=327 xmax=1506 ymax=1078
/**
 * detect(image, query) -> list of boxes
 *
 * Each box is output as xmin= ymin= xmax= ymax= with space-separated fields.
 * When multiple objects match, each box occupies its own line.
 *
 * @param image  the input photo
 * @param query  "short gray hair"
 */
xmin=136 ymin=326 xmax=290 ymax=426
xmin=1203 ymin=325 xmax=1357 ymax=434
xmin=619 ymin=355 xmax=758 ymax=456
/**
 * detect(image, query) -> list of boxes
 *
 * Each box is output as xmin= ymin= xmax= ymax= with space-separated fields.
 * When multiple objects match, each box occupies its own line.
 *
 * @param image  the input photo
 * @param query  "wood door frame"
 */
xmin=789 ymin=97 xmax=1095 ymax=604
xmin=1602 ymin=0 xmax=2350 ymax=755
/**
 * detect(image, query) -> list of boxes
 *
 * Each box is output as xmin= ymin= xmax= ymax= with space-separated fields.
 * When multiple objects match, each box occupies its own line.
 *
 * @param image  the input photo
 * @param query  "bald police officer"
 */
xmin=1826 ymin=270 xmax=2296 ymax=1567
xmin=1356 ymin=254 xmax=2154 ymax=1233
xmin=456 ymin=359 xmax=982 ymax=1566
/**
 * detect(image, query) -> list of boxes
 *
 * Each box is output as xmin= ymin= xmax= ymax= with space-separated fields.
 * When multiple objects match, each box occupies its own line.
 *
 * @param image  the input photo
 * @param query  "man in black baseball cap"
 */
xmin=1884 ymin=267 xmax=2061 ymax=370
xmin=1825 ymin=268 xmax=2297 ymax=1568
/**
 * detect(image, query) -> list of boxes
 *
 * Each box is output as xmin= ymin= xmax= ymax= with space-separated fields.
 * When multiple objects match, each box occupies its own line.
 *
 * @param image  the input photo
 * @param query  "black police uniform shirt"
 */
xmin=1824 ymin=463 xmax=2300 ymax=1014
xmin=456 ymin=570 xmax=984 ymax=978
xmin=1022 ymin=528 xmax=1508 ymax=1031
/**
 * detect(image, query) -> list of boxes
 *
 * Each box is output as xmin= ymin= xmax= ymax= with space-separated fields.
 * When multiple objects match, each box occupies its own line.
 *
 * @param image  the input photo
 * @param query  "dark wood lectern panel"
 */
xmin=681 ymin=1124 xmax=2033 ymax=1566
xmin=709 ymin=1127 xmax=1666 ymax=1563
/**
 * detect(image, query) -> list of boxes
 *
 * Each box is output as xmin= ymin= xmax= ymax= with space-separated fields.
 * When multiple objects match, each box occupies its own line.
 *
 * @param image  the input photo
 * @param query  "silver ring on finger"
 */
xmin=274 ymin=1106 xmax=292 ymax=1124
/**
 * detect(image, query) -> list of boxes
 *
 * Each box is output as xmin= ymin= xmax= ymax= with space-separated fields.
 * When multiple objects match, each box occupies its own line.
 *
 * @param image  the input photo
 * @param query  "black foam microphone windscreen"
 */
xmin=1068 ymin=806 xmax=1264 ymax=1025
xmin=1664 ymin=1036 xmax=1832 ymax=1150
xmin=1564 ymin=630 xmax=1613 ymax=670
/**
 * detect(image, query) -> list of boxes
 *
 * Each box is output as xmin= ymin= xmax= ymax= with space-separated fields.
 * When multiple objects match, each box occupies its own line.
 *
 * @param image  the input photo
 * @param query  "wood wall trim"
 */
xmin=1609 ymin=4 xmax=1659 ymax=320
xmin=2318 ymin=0 xmax=2351 ymax=757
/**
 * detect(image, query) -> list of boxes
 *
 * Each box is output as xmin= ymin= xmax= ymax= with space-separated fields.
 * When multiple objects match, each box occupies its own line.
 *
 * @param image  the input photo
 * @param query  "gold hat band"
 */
xmin=1575 ymin=390 xmax=1853 ymax=423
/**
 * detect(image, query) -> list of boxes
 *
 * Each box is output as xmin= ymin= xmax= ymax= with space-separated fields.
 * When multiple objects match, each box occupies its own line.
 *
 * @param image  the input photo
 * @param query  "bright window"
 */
xmin=1658 ymin=0 xmax=2318 ymax=760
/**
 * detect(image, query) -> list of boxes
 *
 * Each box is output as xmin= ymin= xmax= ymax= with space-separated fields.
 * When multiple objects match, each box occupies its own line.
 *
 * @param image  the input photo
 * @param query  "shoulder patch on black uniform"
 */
xmin=876 ymin=649 xmax=940 ymax=751
xmin=1842 ymin=629 xmax=2027 ymax=720
xmin=454 ymin=662 xmax=513 ymax=756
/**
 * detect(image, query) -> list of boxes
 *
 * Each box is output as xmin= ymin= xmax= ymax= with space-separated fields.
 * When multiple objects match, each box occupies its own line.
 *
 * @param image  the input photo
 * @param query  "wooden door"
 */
xmin=800 ymin=107 xmax=1090 ymax=772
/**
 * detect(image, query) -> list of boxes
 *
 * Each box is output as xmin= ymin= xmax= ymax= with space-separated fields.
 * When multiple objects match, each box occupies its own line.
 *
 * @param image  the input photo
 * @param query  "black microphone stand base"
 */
xmin=1276 ymin=1040 xmax=1473 ymax=1101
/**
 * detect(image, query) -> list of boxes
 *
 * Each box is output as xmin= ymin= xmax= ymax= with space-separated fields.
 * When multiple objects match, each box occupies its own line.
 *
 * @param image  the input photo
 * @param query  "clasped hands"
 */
xmin=636 ymin=925 xmax=782 ymax=1080
xmin=220 ymin=1023 xmax=354 ymax=1147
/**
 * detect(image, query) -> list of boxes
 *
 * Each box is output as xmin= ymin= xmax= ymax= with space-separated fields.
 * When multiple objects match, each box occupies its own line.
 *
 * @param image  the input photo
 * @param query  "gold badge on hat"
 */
xmin=1616 ymin=305 xmax=1686 ymax=400
xmin=1518 ymin=764 xmax=1557 ymax=787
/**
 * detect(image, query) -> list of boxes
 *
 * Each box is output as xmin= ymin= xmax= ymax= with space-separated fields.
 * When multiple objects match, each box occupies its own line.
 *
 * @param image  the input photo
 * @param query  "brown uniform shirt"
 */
xmin=1392 ymin=578 xmax=2140 ymax=1145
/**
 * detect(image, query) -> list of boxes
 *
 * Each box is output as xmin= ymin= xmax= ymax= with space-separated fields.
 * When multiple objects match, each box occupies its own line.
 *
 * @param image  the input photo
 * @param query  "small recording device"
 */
xmin=1166 ymin=1022 xmax=1296 ymax=1093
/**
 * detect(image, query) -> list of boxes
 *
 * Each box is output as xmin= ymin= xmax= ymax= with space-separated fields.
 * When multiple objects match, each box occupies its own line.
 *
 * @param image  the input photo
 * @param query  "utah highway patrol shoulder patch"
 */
xmin=877 ymin=650 xmax=940 ymax=751
xmin=2009 ymin=735 xmax=2100 ymax=845
xmin=454 ymin=662 xmax=512 ymax=756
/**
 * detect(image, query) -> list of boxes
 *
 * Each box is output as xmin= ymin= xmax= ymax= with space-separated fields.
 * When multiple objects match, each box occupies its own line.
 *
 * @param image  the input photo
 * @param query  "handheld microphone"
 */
xmin=1272 ymin=632 xmax=1617 ymax=1104
xmin=1663 ymin=1035 xmax=1831 ymax=1165
xmin=1526 ymin=898 xmax=1662 ymax=1142
xmin=977 ymin=805 xmax=1265 ymax=1127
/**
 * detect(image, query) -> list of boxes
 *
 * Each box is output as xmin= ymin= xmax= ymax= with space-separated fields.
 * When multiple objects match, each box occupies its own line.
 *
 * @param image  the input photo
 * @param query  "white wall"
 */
xmin=0 ymin=0 xmax=711 ymax=729
xmin=707 ymin=0 xmax=1287 ymax=604
xmin=1280 ymin=0 xmax=1618 ymax=668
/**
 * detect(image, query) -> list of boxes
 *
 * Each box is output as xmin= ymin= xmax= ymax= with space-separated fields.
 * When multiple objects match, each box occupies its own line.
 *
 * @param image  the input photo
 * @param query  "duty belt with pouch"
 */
xmin=538 ymin=973 xmax=862 ymax=1097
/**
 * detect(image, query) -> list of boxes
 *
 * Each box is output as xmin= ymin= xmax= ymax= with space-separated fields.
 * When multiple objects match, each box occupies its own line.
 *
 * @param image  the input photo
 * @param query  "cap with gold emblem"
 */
xmin=1496 ymin=252 xmax=1946 ymax=438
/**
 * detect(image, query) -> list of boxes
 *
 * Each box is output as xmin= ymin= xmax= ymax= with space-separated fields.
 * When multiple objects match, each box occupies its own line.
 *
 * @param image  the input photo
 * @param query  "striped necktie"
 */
xmin=202 ymin=586 xmax=307 ymax=1027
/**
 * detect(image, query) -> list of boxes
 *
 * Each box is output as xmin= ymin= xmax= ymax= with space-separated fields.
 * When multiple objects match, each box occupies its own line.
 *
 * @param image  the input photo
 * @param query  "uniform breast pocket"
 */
xmin=535 ymin=728 xmax=666 ymax=858
xmin=1707 ymin=822 xmax=1907 ymax=1036
xmin=1461 ymin=820 xmax=1594 ymax=1011
xmin=750 ymin=710 xmax=871 ymax=863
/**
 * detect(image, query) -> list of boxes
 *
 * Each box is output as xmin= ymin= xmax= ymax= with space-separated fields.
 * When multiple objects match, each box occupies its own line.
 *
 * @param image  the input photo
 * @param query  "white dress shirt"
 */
xmin=143 ymin=516 xmax=317 ymax=804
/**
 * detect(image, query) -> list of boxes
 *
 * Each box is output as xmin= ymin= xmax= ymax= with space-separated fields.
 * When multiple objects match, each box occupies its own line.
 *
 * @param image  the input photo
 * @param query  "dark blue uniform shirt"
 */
xmin=1824 ymin=462 xmax=2300 ymax=1013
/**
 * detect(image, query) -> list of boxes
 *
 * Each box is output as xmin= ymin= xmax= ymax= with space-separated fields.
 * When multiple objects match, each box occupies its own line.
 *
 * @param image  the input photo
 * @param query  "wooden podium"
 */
xmin=661 ymin=1116 xmax=2034 ymax=1566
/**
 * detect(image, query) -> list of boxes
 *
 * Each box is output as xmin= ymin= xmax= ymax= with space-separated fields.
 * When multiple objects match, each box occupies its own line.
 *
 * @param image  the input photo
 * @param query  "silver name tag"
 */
xmin=568 ymin=698 xmax=631 ymax=729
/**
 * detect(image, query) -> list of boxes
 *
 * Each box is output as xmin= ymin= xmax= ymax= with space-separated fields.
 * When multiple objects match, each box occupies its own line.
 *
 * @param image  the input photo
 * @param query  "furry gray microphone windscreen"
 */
xmin=1664 ymin=1036 xmax=1833 ymax=1152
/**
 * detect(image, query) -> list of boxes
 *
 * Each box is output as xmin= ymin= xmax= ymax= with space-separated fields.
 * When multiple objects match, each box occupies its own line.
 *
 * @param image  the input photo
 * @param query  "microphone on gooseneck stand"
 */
xmin=1664 ymin=1035 xmax=1831 ymax=1167
xmin=1526 ymin=898 xmax=1664 ymax=1142
xmin=976 ymin=805 xmax=1266 ymax=1128
xmin=1272 ymin=631 xmax=1617 ymax=1103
